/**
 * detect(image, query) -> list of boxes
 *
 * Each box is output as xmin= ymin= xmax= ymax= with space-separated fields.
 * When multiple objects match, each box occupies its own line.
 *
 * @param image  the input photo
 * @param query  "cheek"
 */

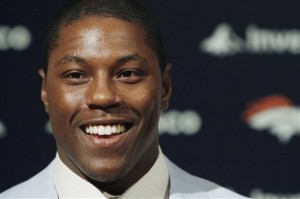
xmin=126 ymin=82 xmax=161 ymax=121
xmin=46 ymin=84 xmax=84 ymax=126
xmin=46 ymin=86 xmax=85 ymax=151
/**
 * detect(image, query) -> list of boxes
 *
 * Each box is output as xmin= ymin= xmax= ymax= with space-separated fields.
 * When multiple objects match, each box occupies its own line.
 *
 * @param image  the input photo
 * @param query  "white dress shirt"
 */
xmin=53 ymin=148 xmax=169 ymax=199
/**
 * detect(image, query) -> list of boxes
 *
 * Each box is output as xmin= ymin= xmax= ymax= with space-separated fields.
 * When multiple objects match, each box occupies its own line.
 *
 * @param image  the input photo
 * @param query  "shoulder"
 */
xmin=0 ymin=160 xmax=57 ymax=199
xmin=165 ymin=157 xmax=250 ymax=199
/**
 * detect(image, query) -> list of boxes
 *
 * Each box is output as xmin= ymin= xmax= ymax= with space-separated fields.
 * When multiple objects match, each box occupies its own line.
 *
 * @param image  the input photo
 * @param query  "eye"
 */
xmin=66 ymin=72 xmax=86 ymax=79
xmin=118 ymin=70 xmax=138 ymax=78
xmin=116 ymin=69 xmax=144 ymax=83
xmin=63 ymin=70 xmax=89 ymax=85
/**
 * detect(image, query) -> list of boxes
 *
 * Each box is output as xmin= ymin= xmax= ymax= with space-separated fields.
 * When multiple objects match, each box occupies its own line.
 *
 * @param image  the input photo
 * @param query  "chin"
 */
xmin=90 ymin=172 xmax=122 ymax=183
xmin=82 ymin=163 xmax=127 ymax=183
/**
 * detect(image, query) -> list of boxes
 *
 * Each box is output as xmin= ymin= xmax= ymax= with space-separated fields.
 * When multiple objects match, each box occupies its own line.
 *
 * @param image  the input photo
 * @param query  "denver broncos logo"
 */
xmin=242 ymin=95 xmax=300 ymax=144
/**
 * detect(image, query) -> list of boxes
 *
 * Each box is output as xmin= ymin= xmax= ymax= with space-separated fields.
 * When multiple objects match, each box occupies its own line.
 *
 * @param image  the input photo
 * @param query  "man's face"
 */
xmin=40 ymin=16 xmax=171 ymax=183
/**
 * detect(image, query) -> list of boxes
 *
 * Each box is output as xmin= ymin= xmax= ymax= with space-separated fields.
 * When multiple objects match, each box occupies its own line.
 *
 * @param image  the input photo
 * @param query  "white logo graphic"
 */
xmin=243 ymin=95 xmax=300 ymax=144
xmin=0 ymin=120 xmax=7 ymax=138
xmin=0 ymin=25 xmax=32 ymax=51
xmin=251 ymin=188 xmax=300 ymax=199
xmin=200 ymin=23 xmax=300 ymax=57
xmin=159 ymin=110 xmax=202 ymax=136
xmin=45 ymin=120 xmax=53 ymax=134
xmin=200 ymin=23 xmax=244 ymax=57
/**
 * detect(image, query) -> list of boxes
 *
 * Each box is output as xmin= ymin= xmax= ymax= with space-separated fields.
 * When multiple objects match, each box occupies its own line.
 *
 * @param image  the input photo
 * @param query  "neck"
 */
xmin=88 ymin=145 xmax=159 ymax=195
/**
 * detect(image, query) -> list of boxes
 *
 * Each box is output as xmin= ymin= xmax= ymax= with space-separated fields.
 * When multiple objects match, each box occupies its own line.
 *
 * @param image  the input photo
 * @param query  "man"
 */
xmin=1 ymin=0 xmax=249 ymax=198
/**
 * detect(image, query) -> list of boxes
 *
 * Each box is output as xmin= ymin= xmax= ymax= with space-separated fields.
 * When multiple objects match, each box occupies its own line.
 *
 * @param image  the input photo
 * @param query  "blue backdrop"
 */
xmin=1 ymin=1 xmax=300 ymax=198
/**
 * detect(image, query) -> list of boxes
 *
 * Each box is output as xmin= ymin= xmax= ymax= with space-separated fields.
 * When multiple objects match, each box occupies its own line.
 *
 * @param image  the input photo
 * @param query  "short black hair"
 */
xmin=44 ymin=0 xmax=166 ymax=72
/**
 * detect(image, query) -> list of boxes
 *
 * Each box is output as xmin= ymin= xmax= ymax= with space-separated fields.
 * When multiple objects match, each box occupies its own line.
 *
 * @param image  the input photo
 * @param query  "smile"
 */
xmin=82 ymin=123 xmax=132 ymax=136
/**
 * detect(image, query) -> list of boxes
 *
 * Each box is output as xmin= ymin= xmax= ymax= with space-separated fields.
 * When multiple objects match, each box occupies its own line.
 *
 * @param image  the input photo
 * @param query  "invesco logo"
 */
xmin=0 ymin=25 xmax=32 ymax=51
xmin=159 ymin=110 xmax=202 ymax=136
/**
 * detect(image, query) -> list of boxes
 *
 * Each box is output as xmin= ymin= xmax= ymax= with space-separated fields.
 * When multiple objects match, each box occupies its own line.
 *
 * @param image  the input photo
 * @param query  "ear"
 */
xmin=38 ymin=68 xmax=49 ymax=113
xmin=161 ymin=64 xmax=172 ymax=110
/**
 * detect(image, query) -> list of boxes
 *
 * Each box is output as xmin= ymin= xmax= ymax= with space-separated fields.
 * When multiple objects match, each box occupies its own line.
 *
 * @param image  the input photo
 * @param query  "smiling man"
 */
xmin=0 ymin=0 xmax=248 ymax=198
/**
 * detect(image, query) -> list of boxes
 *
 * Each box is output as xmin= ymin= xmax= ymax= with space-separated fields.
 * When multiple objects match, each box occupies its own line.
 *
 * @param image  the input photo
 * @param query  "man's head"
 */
xmin=44 ymin=0 xmax=167 ymax=72
xmin=39 ymin=0 xmax=172 ymax=194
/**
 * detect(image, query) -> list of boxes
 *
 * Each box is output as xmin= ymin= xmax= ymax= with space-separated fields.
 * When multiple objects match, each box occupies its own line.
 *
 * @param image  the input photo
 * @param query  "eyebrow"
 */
xmin=55 ymin=53 xmax=148 ymax=67
xmin=55 ymin=55 xmax=86 ymax=67
xmin=115 ymin=54 xmax=148 ymax=65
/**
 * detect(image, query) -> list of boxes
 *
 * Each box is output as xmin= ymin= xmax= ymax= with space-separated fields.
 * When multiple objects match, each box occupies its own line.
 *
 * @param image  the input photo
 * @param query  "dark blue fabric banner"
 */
xmin=1 ymin=1 xmax=300 ymax=198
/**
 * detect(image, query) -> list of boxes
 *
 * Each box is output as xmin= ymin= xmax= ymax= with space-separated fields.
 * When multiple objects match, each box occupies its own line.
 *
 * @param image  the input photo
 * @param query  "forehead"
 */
xmin=57 ymin=16 xmax=146 ymax=47
xmin=48 ymin=16 xmax=159 ymax=67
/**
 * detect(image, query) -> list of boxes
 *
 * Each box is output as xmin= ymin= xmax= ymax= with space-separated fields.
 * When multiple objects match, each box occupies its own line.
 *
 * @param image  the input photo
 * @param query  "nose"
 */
xmin=86 ymin=77 xmax=121 ymax=110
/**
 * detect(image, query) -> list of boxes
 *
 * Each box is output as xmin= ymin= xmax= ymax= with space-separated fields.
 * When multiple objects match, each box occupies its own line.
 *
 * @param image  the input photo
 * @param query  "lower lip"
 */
xmin=83 ymin=132 xmax=127 ymax=147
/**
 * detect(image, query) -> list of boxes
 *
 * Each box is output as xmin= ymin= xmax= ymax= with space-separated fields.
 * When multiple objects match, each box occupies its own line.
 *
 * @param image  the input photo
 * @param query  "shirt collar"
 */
xmin=53 ymin=147 xmax=169 ymax=198
xmin=122 ymin=147 xmax=169 ymax=198
xmin=53 ymin=154 xmax=107 ymax=198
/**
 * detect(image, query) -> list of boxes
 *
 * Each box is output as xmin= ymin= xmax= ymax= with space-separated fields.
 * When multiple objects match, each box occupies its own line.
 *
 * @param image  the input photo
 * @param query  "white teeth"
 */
xmin=105 ymin=126 xmax=111 ymax=135
xmin=111 ymin=125 xmax=117 ymax=133
xmin=84 ymin=124 xmax=127 ymax=136
xmin=93 ymin=126 xmax=98 ymax=134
